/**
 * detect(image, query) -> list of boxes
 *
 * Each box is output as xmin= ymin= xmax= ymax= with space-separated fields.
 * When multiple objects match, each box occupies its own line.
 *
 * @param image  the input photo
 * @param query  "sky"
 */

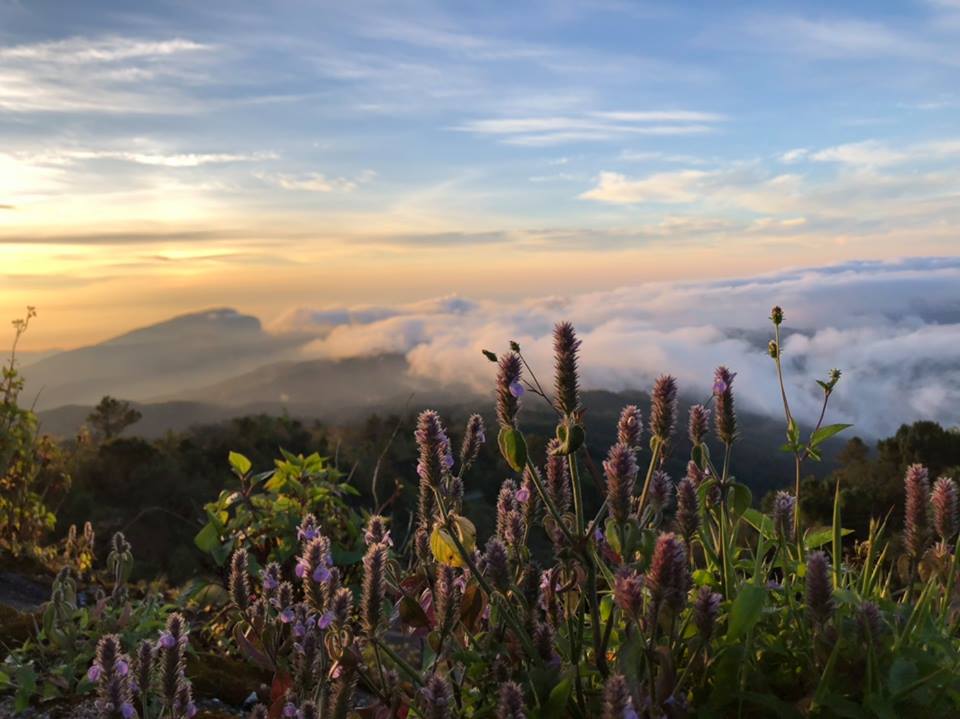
xmin=2 ymin=0 xmax=960 ymax=351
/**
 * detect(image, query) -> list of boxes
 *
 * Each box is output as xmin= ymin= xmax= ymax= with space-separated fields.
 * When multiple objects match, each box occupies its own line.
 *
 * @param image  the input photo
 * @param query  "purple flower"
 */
xmin=116 ymin=659 xmax=129 ymax=676
xmin=292 ymin=621 xmax=305 ymax=637
xmin=87 ymin=663 xmax=102 ymax=682
xmin=317 ymin=611 xmax=335 ymax=630
xmin=713 ymin=378 xmax=728 ymax=395
xmin=283 ymin=703 xmax=298 ymax=717
xmin=158 ymin=632 xmax=176 ymax=649
xmin=594 ymin=527 xmax=605 ymax=543
xmin=279 ymin=607 xmax=295 ymax=624
xmin=515 ymin=486 xmax=531 ymax=503
xmin=120 ymin=702 xmax=136 ymax=719
xmin=295 ymin=561 xmax=308 ymax=579
xmin=312 ymin=564 xmax=331 ymax=583
xmin=262 ymin=573 xmax=279 ymax=591
xmin=186 ymin=702 xmax=198 ymax=718
xmin=509 ymin=380 xmax=525 ymax=398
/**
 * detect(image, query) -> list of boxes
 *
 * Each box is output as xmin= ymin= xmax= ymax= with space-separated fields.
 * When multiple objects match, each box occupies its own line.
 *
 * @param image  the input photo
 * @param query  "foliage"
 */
xmin=194 ymin=449 xmax=361 ymax=570
xmin=1 ymin=532 xmax=175 ymax=712
xmin=87 ymin=396 xmax=143 ymax=441
xmin=6 ymin=308 xmax=960 ymax=718
xmin=0 ymin=308 xmax=71 ymax=556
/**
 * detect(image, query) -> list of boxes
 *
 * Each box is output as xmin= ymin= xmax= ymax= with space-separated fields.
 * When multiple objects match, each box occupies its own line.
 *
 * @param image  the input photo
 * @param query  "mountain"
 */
xmin=21 ymin=308 xmax=307 ymax=410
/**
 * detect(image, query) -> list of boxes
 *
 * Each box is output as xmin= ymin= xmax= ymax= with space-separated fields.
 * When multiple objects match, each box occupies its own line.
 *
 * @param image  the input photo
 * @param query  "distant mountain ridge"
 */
xmin=21 ymin=307 xmax=308 ymax=410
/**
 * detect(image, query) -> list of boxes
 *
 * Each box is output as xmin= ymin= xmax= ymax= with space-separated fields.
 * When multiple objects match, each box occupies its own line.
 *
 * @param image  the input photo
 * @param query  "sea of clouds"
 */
xmin=271 ymin=257 xmax=960 ymax=438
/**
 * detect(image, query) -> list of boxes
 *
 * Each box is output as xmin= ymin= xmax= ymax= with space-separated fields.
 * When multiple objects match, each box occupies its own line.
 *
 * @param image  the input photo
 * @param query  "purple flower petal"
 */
xmin=120 ymin=702 xmax=136 ymax=719
xmin=515 ymin=486 xmax=530 ymax=503
xmin=279 ymin=608 xmax=295 ymax=624
xmin=283 ymin=702 xmax=298 ymax=717
xmin=509 ymin=381 xmax=525 ymax=398
xmin=295 ymin=562 xmax=307 ymax=579
xmin=312 ymin=564 xmax=331 ymax=583
xmin=87 ymin=664 xmax=102 ymax=682
xmin=116 ymin=659 xmax=129 ymax=676
xmin=158 ymin=632 xmax=176 ymax=649
xmin=317 ymin=611 xmax=335 ymax=630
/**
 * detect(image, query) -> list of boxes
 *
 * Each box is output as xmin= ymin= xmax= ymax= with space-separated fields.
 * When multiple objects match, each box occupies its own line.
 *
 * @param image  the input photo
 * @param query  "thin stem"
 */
xmin=636 ymin=438 xmax=662 ymax=518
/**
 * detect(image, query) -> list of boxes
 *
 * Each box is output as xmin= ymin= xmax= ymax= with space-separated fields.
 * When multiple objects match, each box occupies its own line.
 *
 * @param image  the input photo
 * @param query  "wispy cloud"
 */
xmin=0 ymin=35 xmax=214 ymax=113
xmin=455 ymin=110 xmax=723 ymax=146
xmin=258 ymin=169 xmax=376 ymax=193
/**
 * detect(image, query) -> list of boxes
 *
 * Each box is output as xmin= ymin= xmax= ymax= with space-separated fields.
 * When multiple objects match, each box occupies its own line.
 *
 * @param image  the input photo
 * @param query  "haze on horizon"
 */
xmin=2 ymin=0 xmax=960 ymax=351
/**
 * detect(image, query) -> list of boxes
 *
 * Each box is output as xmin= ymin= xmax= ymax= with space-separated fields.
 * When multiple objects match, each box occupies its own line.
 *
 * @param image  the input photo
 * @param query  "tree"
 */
xmin=87 ymin=396 xmax=142 ymax=440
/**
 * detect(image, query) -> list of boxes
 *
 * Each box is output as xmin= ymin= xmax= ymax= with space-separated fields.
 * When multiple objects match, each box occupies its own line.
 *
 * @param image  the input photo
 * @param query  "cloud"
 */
xmin=281 ymin=258 xmax=960 ymax=437
xmin=259 ymin=169 xmax=376 ymax=193
xmin=810 ymin=140 xmax=907 ymax=167
xmin=454 ymin=110 xmax=723 ymax=146
xmin=0 ymin=35 xmax=214 ymax=114
xmin=579 ymin=170 xmax=712 ymax=204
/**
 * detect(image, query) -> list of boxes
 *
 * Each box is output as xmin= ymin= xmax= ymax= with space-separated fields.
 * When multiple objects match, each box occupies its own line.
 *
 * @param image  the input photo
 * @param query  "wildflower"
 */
xmin=772 ymin=491 xmax=796 ymax=542
xmin=713 ymin=366 xmax=737 ymax=445
xmin=364 ymin=515 xmax=392 ymax=546
xmin=931 ymin=476 xmax=958 ymax=543
xmin=805 ymin=550 xmax=834 ymax=625
xmin=297 ymin=536 xmax=333 ymax=610
xmin=459 ymin=413 xmax=486 ymax=469
xmin=649 ymin=375 xmax=679 ymax=445
xmin=362 ymin=542 xmax=389 ymax=636
xmin=614 ymin=568 xmax=644 ymax=620
xmin=646 ymin=532 xmax=691 ymax=616
xmin=604 ymin=443 xmax=638 ymax=524
xmin=297 ymin=514 xmax=320 ymax=543
xmin=603 ymin=674 xmax=637 ymax=719
xmin=858 ymin=601 xmax=882 ymax=645
xmin=553 ymin=322 xmax=581 ymax=416
xmin=533 ymin=621 xmax=560 ymax=666
xmin=228 ymin=548 xmax=251 ymax=612
xmin=435 ymin=564 xmax=461 ymax=633
xmin=421 ymin=674 xmax=455 ymax=719
xmin=261 ymin=562 xmax=281 ymax=594
xmin=688 ymin=404 xmax=710 ymax=447
xmin=283 ymin=703 xmax=297 ymax=717
xmin=675 ymin=477 xmax=699 ymax=543
xmin=545 ymin=439 xmax=571 ymax=512
xmin=649 ymin=470 xmax=673 ymax=513
xmin=483 ymin=537 xmax=510 ymax=591
xmin=331 ymin=586 xmax=353 ymax=626
xmin=496 ymin=353 xmax=523 ymax=429
xmin=498 ymin=681 xmax=527 ymax=719
xmin=157 ymin=613 xmax=188 ymax=711
xmin=496 ymin=479 xmax=518 ymax=539
xmin=693 ymin=586 xmax=722 ymax=641
xmin=416 ymin=410 xmax=451 ymax=527
xmin=617 ymin=405 xmax=644 ymax=449
xmin=92 ymin=635 xmax=136 ymax=719
xmin=904 ymin=464 xmax=931 ymax=558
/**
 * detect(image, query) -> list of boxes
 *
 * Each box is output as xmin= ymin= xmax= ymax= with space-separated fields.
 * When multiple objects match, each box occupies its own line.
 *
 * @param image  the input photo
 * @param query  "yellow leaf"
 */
xmin=430 ymin=514 xmax=477 ymax=567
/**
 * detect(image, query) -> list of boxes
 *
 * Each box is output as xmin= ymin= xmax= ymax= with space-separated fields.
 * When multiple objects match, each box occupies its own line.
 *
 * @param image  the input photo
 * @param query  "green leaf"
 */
xmin=809 ymin=423 xmax=853 ymax=448
xmin=498 ymin=427 xmax=528 ymax=472
xmin=193 ymin=522 xmax=220 ymax=554
xmin=805 ymin=527 xmax=853 ymax=550
xmin=832 ymin=478 xmax=842 ymax=589
xmin=730 ymin=482 xmax=752 ymax=517
xmin=743 ymin=508 xmax=775 ymax=541
xmin=888 ymin=657 xmax=918 ymax=696
xmin=543 ymin=675 xmax=573 ymax=717
xmin=228 ymin=451 xmax=252 ymax=476
xmin=726 ymin=584 xmax=766 ymax=640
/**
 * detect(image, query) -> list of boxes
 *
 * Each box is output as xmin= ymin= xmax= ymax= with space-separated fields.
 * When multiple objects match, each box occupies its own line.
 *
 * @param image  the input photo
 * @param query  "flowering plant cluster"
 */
xmin=1 ymin=532 xmax=175 ymax=713
xmin=206 ymin=309 xmax=960 ymax=718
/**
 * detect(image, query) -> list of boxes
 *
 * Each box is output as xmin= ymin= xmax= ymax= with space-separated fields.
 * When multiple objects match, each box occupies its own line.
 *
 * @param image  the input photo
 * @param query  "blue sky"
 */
xmin=2 ymin=0 xmax=960 ymax=348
